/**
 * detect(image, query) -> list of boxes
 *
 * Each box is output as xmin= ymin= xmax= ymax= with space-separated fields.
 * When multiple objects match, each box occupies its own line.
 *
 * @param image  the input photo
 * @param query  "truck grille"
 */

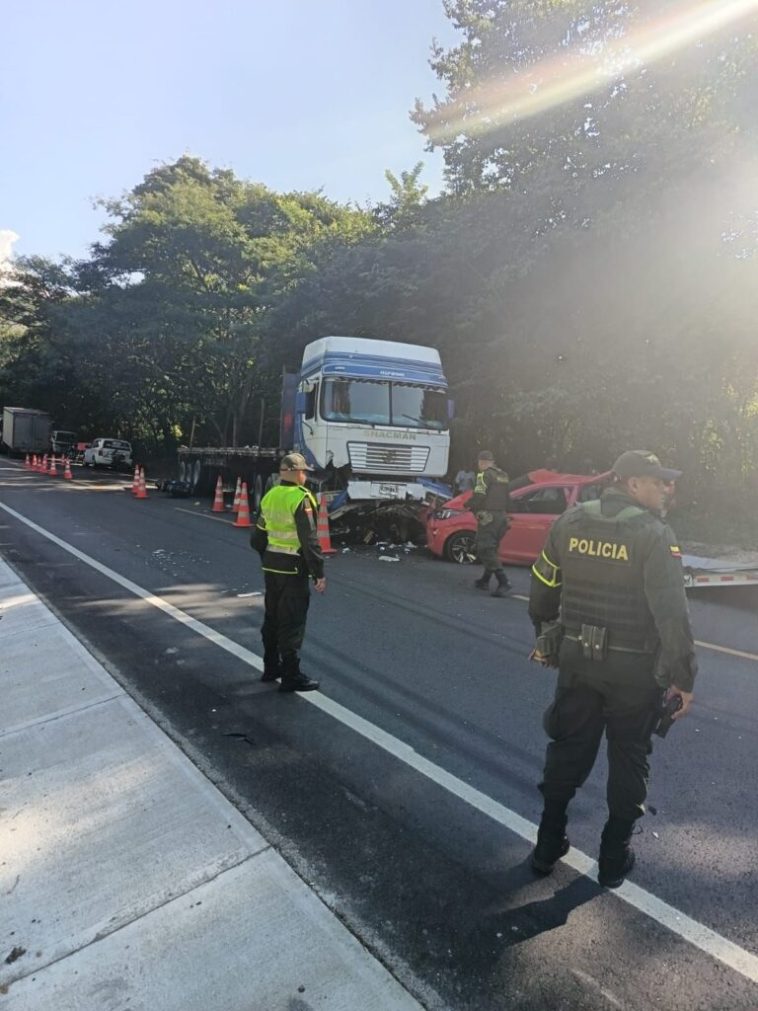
xmin=348 ymin=442 xmax=430 ymax=474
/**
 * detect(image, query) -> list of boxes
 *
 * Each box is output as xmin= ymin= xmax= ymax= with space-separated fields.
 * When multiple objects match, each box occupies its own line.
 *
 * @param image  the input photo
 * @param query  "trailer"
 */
xmin=174 ymin=336 xmax=453 ymax=534
xmin=1 ymin=407 xmax=51 ymax=456
xmin=682 ymin=555 xmax=758 ymax=589
xmin=177 ymin=445 xmax=282 ymax=512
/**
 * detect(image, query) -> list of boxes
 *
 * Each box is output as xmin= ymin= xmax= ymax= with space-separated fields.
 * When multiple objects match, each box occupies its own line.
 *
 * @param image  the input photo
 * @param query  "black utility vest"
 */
xmin=558 ymin=501 xmax=657 ymax=651
xmin=479 ymin=467 xmax=510 ymax=511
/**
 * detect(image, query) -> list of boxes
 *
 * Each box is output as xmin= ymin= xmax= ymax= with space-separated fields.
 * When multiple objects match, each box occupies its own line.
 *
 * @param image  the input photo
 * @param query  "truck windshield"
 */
xmin=321 ymin=379 xmax=448 ymax=430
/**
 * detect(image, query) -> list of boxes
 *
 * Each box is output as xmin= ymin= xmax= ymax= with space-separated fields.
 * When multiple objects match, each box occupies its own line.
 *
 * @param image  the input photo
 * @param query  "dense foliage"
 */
xmin=1 ymin=2 xmax=756 ymax=518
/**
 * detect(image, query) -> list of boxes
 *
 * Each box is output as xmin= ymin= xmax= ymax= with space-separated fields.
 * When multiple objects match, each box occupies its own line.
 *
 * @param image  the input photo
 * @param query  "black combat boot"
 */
xmin=474 ymin=574 xmax=491 ymax=590
xmin=261 ymin=651 xmax=282 ymax=683
xmin=490 ymin=570 xmax=511 ymax=598
xmin=598 ymin=817 xmax=636 ymax=888
xmin=530 ymin=805 xmax=570 ymax=875
xmin=279 ymin=654 xmax=320 ymax=693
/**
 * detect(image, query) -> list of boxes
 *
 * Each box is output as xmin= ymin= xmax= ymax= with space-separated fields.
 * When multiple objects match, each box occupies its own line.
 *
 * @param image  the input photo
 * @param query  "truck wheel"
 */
xmin=445 ymin=531 xmax=478 ymax=565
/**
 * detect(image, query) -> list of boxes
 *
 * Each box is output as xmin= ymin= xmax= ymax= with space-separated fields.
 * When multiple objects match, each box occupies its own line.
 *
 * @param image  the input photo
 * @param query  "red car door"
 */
xmin=499 ymin=484 xmax=572 ymax=564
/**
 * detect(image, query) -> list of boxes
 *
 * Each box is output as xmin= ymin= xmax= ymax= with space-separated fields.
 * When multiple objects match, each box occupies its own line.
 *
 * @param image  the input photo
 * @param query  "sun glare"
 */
xmin=428 ymin=0 xmax=758 ymax=140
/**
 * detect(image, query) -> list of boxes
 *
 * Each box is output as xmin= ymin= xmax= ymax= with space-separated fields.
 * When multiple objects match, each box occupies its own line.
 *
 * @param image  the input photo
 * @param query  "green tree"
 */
xmin=413 ymin=0 xmax=756 ymax=207
xmin=87 ymin=156 xmax=374 ymax=447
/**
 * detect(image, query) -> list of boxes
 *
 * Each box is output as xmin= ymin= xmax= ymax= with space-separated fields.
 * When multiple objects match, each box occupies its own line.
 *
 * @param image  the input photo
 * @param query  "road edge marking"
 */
xmin=2 ymin=499 xmax=758 ymax=985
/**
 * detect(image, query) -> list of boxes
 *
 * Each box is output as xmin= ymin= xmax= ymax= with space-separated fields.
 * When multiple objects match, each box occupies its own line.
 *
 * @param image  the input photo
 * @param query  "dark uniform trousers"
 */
xmin=476 ymin=512 xmax=508 ymax=575
xmin=261 ymin=571 xmax=310 ymax=665
xmin=541 ymin=661 xmax=661 ymax=822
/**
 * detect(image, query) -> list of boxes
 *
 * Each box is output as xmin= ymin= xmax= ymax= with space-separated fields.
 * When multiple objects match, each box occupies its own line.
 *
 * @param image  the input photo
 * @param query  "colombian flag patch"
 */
xmin=669 ymin=545 xmax=682 ymax=558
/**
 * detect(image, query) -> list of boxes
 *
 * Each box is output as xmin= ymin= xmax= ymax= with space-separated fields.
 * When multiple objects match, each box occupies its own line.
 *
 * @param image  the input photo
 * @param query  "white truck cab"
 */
xmin=294 ymin=336 xmax=450 ymax=503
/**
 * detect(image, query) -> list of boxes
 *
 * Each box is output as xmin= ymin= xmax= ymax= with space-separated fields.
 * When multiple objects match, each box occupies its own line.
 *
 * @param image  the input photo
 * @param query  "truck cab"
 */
xmin=293 ymin=336 xmax=451 ymax=503
xmin=50 ymin=429 xmax=77 ymax=455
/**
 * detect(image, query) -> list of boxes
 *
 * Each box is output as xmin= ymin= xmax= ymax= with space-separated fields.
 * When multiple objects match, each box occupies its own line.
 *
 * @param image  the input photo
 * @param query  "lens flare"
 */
xmin=427 ymin=0 xmax=758 ymax=141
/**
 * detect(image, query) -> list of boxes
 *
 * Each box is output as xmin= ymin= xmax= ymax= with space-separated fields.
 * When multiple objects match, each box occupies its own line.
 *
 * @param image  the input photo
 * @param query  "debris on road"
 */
xmin=4 ymin=947 xmax=26 ymax=966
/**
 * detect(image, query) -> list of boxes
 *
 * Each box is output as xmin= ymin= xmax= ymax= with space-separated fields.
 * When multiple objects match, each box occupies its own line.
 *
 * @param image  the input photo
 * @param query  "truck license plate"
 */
xmin=377 ymin=483 xmax=402 ymax=498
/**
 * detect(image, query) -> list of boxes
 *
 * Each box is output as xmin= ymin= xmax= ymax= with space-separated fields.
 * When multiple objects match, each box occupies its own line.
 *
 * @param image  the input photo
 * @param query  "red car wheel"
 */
xmin=444 ymin=531 xmax=478 ymax=564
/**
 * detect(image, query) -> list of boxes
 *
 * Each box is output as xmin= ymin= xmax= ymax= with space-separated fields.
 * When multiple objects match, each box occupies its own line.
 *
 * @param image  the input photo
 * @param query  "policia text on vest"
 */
xmin=250 ymin=453 xmax=325 ymax=693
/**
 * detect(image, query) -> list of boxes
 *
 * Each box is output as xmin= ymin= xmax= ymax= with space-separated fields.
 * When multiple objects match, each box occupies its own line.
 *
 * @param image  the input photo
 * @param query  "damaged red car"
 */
xmin=425 ymin=470 xmax=613 ymax=566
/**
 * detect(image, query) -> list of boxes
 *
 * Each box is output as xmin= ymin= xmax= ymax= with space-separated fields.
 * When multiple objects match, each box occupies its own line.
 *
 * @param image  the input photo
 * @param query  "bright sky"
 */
xmin=1 ymin=0 xmax=456 ymax=263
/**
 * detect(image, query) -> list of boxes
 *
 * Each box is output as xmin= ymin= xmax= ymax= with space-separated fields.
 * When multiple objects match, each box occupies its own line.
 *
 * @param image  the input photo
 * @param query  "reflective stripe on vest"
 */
xmin=260 ymin=484 xmax=317 ymax=555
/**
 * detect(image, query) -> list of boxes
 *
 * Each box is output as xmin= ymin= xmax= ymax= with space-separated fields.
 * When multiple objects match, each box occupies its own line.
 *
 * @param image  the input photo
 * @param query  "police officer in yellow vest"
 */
xmin=251 ymin=453 xmax=326 ymax=692
xmin=469 ymin=450 xmax=512 ymax=597
xmin=528 ymin=450 xmax=697 ymax=887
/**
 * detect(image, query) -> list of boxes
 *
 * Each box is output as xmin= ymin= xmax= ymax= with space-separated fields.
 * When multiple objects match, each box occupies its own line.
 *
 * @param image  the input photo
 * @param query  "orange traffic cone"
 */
xmin=233 ymin=482 xmax=251 ymax=527
xmin=31 ymin=455 xmax=38 ymax=470
xmin=63 ymin=458 xmax=73 ymax=480
xmin=212 ymin=474 xmax=225 ymax=512
xmin=42 ymin=453 xmax=48 ymax=473
xmin=232 ymin=476 xmax=242 ymax=513
xmin=49 ymin=455 xmax=58 ymax=477
xmin=135 ymin=466 xmax=149 ymax=500
xmin=24 ymin=454 xmax=31 ymax=468
xmin=131 ymin=465 xmax=140 ymax=495
xmin=317 ymin=494 xmax=337 ymax=555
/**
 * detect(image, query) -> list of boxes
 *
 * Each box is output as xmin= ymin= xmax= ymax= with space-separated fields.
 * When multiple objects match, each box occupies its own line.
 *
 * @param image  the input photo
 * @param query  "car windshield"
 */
xmin=320 ymin=379 xmax=447 ymax=430
xmin=102 ymin=440 xmax=131 ymax=449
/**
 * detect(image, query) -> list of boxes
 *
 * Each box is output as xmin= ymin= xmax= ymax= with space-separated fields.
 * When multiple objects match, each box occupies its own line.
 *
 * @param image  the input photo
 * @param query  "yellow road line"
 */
xmin=694 ymin=640 xmax=758 ymax=663
xmin=511 ymin=595 xmax=757 ymax=662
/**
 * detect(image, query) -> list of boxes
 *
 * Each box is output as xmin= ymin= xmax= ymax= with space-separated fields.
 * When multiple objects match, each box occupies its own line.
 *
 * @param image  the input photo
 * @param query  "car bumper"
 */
xmin=425 ymin=522 xmax=448 ymax=557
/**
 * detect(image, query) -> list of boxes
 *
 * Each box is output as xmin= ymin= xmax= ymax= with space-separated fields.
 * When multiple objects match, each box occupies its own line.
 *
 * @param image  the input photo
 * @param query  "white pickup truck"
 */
xmin=83 ymin=438 xmax=133 ymax=471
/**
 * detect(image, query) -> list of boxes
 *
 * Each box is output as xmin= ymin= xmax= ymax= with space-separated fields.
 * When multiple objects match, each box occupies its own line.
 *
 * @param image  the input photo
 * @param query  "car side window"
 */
xmin=514 ymin=486 xmax=568 ymax=515
xmin=578 ymin=484 xmax=603 ymax=502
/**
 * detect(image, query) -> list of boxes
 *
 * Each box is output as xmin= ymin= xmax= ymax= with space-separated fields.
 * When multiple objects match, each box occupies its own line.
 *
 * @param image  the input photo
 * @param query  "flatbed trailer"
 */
xmin=177 ymin=445 xmax=282 ymax=510
xmin=682 ymin=555 xmax=758 ymax=589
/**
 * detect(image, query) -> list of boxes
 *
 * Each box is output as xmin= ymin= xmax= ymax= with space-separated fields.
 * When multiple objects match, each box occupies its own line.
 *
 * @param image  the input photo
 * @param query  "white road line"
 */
xmin=0 ymin=501 xmax=263 ymax=669
xmin=2 ymin=498 xmax=758 ymax=985
xmin=174 ymin=507 xmax=234 ymax=525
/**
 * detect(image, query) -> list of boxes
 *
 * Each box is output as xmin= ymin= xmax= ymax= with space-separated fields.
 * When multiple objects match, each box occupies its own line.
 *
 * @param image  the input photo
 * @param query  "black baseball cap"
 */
xmin=612 ymin=450 xmax=682 ymax=482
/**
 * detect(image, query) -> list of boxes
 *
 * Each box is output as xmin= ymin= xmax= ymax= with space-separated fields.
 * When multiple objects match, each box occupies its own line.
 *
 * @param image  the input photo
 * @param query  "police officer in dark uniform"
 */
xmin=528 ymin=450 xmax=697 ymax=887
xmin=469 ymin=450 xmax=511 ymax=597
xmin=250 ymin=453 xmax=325 ymax=692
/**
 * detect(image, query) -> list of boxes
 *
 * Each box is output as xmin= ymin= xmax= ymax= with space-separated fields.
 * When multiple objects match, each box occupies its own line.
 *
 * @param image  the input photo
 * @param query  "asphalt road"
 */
xmin=2 ymin=460 xmax=757 ymax=1010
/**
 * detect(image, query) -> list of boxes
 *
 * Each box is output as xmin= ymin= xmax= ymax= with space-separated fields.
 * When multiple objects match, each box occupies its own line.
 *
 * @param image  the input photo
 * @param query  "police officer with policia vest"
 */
xmin=528 ymin=450 xmax=697 ymax=888
xmin=250 ymin=453 xmax=326 ymax=692
xmin=469 ymin=450 xmax=512 ymax=597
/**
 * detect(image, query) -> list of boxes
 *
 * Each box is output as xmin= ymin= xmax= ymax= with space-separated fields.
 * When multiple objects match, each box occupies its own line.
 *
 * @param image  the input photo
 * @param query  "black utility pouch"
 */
xmin=580 ymin=624 xmax=608 ymax=661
